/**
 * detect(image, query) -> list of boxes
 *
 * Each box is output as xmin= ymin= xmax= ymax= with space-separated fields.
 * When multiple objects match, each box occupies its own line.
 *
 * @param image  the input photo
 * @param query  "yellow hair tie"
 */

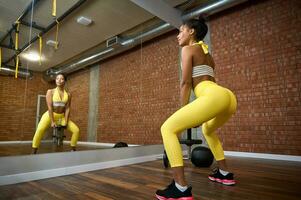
xmin=197 ymin=41 xmax=209 ymax=54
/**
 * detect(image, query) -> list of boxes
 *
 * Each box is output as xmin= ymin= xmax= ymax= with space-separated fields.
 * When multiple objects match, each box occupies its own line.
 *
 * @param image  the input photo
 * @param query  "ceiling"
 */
xmin=0 ymin=0 xmax=190 ymax=72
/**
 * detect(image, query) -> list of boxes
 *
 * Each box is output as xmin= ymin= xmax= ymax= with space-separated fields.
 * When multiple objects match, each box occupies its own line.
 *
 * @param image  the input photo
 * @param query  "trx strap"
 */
xmin=52 ymin=0 xmax=57 ymax=17
xmin=15 ymin=21 xmax=20 ymax=78
xmin=38 ymin=35 xmax=42 ymax=65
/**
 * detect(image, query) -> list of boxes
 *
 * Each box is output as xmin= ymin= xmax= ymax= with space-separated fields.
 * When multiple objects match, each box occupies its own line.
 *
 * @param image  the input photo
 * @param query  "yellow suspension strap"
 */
xmin=15 ymin=21 xmax=20 ymax=51
xmin=52 ymin=0 xmax=59 ymax=49
xmin=55 ymin=19 xmax=59 ymax=49
xmin=15 ymin=21 xmax=20 ymax=78
xmin=38 ymin=35 xmax=42 ymax=65
xmin=52 ymin=0 xmax=57 ymax=17
xmin=15 ymin=56 xmax=19 ymax=78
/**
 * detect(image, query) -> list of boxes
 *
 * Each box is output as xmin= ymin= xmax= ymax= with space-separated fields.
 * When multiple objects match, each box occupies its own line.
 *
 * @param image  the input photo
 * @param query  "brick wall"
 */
xmin=97 ymin=0 xmax=301 ymax=155
xmin=98 ymin=31 xmax=180 ymax=145
xmin=210 ymin=0 xmax=301 ymax=155
xmin=0 ymin=72 xmax=53 ymax=141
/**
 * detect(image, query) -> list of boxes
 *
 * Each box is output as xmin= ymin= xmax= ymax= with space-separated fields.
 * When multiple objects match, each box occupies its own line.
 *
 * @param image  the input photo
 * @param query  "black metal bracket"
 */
xmin=20 ymin=20 xmax=46 ymax=32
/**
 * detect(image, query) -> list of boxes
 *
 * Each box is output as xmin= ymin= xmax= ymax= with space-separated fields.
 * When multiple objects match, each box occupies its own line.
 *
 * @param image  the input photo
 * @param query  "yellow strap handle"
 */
xmin=15 ymin=21 xmax=20 ymax=50
xmin=52 ymin=0 xmax=57 ymax=17
xmin=55 ymin=19 xmax=59 ymax=49
xmin=0 ymin=47 xmax=2 ymax=70
xmin=38 ymin=35 xmax=42 ymax=65
xmin=197 ymin=41 xmax=209 ymax=54
xmin=15 ymin=55 xmax=19 ymax=78
xmin=14 ymin=21 xmax=21 ymax=78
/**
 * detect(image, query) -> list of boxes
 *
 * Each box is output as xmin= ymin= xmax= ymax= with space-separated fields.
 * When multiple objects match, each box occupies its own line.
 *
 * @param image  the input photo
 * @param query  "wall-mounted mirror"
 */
xmin=1 ymin=0 xmax=208 ymax=156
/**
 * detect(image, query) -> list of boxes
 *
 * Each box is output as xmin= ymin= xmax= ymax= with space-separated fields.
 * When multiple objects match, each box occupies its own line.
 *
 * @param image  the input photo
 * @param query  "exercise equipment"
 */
xmin=163 ymin=128 xmax=214 ymax=168
xmin=52 ymin=125 xmax=66 ymax=146
xmin=113 ymin=142 xmax=128 ymax=148
xmin=191 ymin=146 xmax=214 ymax=167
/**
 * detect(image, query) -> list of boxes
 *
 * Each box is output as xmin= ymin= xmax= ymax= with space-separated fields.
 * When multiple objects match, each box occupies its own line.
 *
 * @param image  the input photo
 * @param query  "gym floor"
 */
xmin=0 ymin=157 xmax=300 ymax=200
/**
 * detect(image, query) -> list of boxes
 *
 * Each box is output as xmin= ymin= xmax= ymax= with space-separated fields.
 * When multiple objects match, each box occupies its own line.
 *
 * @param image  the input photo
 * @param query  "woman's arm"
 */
xmin=46 ymin=89 xmax=55 ymax=127
xmin=180 ymin=46 xmax=193 ymax=107
xmin=64 ymin=93 xmax=71 ymax=125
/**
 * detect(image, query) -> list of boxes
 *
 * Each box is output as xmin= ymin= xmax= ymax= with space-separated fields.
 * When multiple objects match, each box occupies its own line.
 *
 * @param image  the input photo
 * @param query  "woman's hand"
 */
xmin=51 ymin=121 xmax=56 ymax=128
xmin=61 ymin=119 xmax=67 ymax=127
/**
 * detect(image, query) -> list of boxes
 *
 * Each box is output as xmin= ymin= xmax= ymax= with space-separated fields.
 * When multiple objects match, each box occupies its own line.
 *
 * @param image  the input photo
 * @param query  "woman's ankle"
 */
xmin=32 ymin=148 xmax=38 ymax=154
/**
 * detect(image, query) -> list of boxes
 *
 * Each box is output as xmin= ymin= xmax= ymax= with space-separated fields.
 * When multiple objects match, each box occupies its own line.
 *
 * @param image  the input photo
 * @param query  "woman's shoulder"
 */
xmin=182 ymin=45 xmax=195 ymax=51
xmin=183 ymin=44 xmax=205 ymax=54
xmin=181 ymin=45 xmax=195 ymax=57
xmin=47 ymin=88 xmax=55 ymax=93
xmin=46 ymin=88 xmax=55 ymax=97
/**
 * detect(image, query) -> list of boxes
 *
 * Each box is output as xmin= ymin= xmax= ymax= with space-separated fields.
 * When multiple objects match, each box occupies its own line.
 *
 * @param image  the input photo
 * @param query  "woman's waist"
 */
xmin=192 ymin=75 xmax=215 ymax=87
xmin=46 ymin=110 xmax=65 ymax=115
xmin=193 ymin=80 xmax=218 ymax=97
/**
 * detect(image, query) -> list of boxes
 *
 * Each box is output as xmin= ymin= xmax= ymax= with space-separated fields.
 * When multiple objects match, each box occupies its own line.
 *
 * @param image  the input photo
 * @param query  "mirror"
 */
xmin=0 ymin=0 xmax=196 ymax=156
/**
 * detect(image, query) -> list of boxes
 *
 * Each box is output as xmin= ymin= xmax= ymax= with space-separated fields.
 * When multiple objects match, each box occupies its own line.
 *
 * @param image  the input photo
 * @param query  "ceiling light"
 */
xmin=76 ymin=16 xmax=93 ymax=26
xmin=46 ymin=39 xmax=59 ymax=47
xmin=22 ymin=51 xmax=42 ymax=62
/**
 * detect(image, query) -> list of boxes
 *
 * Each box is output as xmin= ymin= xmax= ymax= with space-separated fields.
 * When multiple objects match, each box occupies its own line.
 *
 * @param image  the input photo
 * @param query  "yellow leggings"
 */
xmin=161 ymin=81 xmax=237 ymax=167
xmin=32 ymin=111 xmax=80 ymax=148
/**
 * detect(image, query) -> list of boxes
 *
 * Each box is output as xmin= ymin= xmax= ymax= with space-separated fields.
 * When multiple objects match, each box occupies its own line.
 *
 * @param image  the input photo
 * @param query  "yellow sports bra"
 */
xmin=192 ymin=41 xmax=215 ymax=78
xmin=52 ymin=87 xmax=68 ymax=107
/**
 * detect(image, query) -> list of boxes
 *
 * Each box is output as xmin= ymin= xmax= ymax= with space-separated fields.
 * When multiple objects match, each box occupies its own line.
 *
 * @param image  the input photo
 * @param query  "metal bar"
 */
xmin=0 ymin=29 xmax=14 ymax=45
xmin=8 ymin=32 xmax=14 ymax=49
xmin=0 ymin=65 xmax=33 ymax=78
xmin=36 ymin=95 xmax=46 ymax=129
xmin=182 ymin=0 xmax=248 ymax=20
xmin=187 ymin=128 xmax=192 ymax=140
xmin=20 ymin=20 xmax=46 ymax=32
xmin=4 ymin=0 xmax=87 ymax=65
xmin=0 ymin=44 xmax=14 ymax=50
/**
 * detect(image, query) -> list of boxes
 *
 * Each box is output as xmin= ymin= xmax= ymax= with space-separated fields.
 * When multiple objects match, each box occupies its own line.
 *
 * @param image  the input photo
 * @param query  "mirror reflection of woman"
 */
xmin=32 ymin=74 xmax=80 ymax=154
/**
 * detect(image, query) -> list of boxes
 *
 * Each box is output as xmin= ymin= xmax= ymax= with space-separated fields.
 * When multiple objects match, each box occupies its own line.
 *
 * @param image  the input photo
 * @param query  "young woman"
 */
xmin=32 ymin=74 xmax=80 ymax=154
xmin=156 ymin=17 xmax=237 ymax=200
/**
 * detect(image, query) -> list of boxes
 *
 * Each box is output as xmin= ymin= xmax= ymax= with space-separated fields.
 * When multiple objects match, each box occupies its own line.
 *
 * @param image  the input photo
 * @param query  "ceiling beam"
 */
xmin=20 ymin=21 xmax=46 ymax=32
xmin=130 ymin=0 xmax=182 ymax=29
xmin=0 ymin=44 xmax=14 ymax=50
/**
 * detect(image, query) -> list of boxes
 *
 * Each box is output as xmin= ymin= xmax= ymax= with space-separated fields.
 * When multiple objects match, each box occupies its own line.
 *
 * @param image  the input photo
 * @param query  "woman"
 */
xmin=156 ymin=16 xmax=237 ymax=200
xmin=32 ymin=74 xmax=80 ymax=154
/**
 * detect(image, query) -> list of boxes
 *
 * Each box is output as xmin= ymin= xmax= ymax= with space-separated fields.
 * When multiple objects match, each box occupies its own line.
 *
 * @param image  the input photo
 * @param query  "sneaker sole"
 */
xmin=155 ymin=194 xmax=194 ymax=200
xmin=208 ymin=176 xmax=236 ymax=186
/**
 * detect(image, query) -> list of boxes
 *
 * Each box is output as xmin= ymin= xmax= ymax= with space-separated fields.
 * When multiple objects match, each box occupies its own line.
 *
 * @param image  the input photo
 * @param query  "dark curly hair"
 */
xmin=56 ymin=73 xmax=67 ymax=81
xmin=182 ymin=16 xmax=208 ymax=41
